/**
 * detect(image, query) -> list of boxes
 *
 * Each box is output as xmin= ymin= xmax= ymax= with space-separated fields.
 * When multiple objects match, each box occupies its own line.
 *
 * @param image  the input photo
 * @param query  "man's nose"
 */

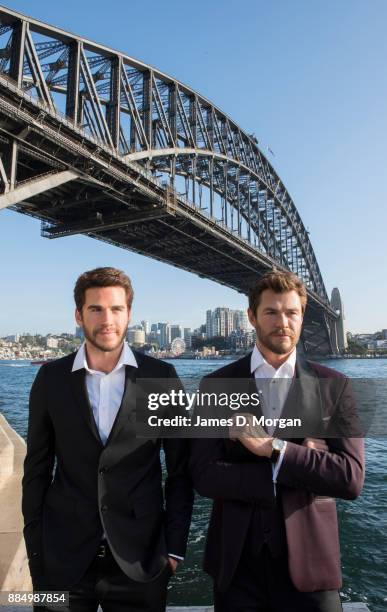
xmin=101 ymin=309 xmax=114 ymax=324
xmin=276 ymin=312 xmax=288 ymax=327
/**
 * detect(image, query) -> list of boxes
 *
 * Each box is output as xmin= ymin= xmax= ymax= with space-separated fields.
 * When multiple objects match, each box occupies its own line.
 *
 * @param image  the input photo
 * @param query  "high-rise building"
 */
xmin=157 ymin=323 xmax=171 ymax=349
xmin=210 ymin=308 xmax=226 ymax=337
xmin=382 ymin=329 xmax=387 ymax=340
xmin=170 ymin=325 xmax=183 ymax=342
xmin=233 ymin=310 xmax=249 ymax=332
xmin=184 ymin=327 xmax=192 ymax=348
xmin=206 ymin=308 xmax=238 ymax=338
xmin=141 ymin=320 xmax=150 ymax=335
xmin=206 ymin=310 xmax=213 ymax=338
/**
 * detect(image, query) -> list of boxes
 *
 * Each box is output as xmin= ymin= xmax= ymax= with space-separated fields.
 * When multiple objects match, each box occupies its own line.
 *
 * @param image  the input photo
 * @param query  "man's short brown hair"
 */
xmin=248 ymin=271 xmax=307 ymax=314
xmin=74 ymin=267 xmax=134 ymax=311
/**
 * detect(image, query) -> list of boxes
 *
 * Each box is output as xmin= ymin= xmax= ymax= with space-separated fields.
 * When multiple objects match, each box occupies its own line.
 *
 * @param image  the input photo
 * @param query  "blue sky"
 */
xmin=0 ymin=0 xmax=386 ymax=335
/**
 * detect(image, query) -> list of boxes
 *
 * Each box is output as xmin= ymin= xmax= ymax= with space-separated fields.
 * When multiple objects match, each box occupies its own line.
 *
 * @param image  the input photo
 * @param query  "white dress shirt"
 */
xmin=250 ymin=344 xmax=296 ymax=435
xmin=72 ymin=341 xmax=138 ymax=445
xmin=250 ymin=345 xmax=296 ymax=486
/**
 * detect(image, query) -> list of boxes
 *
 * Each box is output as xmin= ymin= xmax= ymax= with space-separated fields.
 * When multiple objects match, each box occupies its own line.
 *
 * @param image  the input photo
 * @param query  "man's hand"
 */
xmin=303 ymin=437 xmax=329 ymax=451
xmin=229 ymin=413 xmax=272 ymax=458
xmin=168 ymin=556 xmax=179 ymax=574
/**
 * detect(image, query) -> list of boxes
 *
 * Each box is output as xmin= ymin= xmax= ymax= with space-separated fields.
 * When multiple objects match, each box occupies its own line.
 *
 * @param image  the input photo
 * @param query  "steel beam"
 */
xmin=106 ymin=55 xmax=121 ymax=150
xmin=9 ymin=19 xmax=26 ymax=87
xmin=42 ymin=207 xmax=170 ymax=238
xmin=0 ymin=170 xmax=79 ymax=210
xmin=66 ymin=40 xmax=81 ymax=123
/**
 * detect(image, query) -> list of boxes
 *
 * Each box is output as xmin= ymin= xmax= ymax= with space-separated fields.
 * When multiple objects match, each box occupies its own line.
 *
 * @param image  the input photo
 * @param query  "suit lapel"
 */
xmin=69 ymin=356 xmax=138 ymax=448
xmin=69 ymin=367 xmax=103 ymax=446
xmin=234 ymin=353 xmax=253 ymax=378
xmin=235 ymin=353 xmax=265 ymax=417
xmin=104 ymin=364 xmax=137 ymax=446
xmin=277 ymin=354 xmax=323 ymax=439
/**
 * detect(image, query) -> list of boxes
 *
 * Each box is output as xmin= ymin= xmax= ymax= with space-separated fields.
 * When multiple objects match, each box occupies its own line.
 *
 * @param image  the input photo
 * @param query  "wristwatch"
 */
xmin=271 ymin=438 xmax=286 ymax=462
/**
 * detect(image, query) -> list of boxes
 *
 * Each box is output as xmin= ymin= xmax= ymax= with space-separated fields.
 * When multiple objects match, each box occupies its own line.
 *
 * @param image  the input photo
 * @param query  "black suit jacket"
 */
xmin=22 ymin=350 xmax=193 ymax=589
xmin=190 ymin=352 xmax=365 ymax=592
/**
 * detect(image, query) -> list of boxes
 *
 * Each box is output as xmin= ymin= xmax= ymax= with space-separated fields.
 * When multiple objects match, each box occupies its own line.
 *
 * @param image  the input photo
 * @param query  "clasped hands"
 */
xmin=229 ymin=412 xmax=329 ymax=457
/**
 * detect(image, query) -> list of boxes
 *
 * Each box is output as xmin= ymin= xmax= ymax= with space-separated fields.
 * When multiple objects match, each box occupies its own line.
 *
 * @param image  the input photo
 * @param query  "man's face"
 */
xmin=75 ymin=286 xmax=130 ymax=353
xmin=248 ymin=289 xmax=303 ymax=355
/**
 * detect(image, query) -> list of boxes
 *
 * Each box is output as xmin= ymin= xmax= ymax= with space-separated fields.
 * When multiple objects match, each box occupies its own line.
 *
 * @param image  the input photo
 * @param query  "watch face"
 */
xmin=273 ymin=438 xmax=285 ymax=451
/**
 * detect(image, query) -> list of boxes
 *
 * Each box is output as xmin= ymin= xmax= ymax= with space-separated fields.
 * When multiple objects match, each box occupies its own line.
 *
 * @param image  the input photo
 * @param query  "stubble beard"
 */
xmin=256 ymin=323 xmax=298 ymax=356
xmin=83 ymin=325 xmax=128 ymax=353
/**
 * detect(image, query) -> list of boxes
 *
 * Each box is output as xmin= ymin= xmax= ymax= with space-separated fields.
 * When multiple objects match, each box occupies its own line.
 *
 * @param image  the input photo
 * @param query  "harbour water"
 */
xmin=0 ymin=357 xmax=386 ymax=611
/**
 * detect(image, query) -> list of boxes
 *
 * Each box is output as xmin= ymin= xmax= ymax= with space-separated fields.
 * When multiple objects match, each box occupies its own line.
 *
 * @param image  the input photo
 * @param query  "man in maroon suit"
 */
xmin=190 ymin=271 xmax=364 ymax=612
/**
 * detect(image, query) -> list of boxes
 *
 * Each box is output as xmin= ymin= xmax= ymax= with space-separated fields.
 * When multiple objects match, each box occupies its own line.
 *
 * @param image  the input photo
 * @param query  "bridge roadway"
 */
xmin=0 ymin=6 xmax=340 ymax=354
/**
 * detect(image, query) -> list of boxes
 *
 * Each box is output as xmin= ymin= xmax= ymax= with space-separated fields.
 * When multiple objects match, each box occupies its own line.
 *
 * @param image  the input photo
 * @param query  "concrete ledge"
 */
xmin=0 ymin=414 xmax=31 ymax=591
xmin=0 ymin=424 xmax=14 ymax=488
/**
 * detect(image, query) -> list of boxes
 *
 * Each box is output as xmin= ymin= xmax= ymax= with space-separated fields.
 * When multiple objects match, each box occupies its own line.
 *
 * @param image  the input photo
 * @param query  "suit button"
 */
xmin=101 ymin=505 xmax=108 ymax=513
xmin=99 ymin=467 xmax=108 ymax=474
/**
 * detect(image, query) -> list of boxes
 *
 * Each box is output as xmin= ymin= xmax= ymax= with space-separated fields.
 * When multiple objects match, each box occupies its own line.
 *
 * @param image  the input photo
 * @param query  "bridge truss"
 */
xmin=0 ymin=6 xmax=339 ymax=354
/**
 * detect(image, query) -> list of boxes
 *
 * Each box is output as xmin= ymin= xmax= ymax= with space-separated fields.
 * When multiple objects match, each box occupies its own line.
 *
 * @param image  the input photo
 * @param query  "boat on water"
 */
xmin=30 ymin=358 xmax=57 ymax=365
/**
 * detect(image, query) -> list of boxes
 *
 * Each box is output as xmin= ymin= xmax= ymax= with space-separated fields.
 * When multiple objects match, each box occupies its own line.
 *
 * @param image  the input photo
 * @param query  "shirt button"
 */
xmin=101 ymin=505 xmax=108 ymax=513
xmin=99 ymin=467 xmax=108 ymax=474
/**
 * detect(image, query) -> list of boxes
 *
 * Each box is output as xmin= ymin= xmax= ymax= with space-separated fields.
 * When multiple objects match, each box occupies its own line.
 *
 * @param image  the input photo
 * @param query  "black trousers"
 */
xmin=214 ymin=545 xmax=342 ymax=612
xmin=39 ymin=542 xmax=172 ymax=612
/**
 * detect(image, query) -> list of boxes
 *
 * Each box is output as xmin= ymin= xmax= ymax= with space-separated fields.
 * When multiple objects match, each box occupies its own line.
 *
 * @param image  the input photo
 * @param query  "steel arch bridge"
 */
xmin=0 ymin=6 xmax=341 ymax=354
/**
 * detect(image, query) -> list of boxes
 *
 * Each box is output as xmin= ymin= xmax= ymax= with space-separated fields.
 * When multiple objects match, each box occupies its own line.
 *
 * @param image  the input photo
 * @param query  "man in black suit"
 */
xmin=22 ymin=267 xmax=193 ymax=612
xmin=190 ymin=271 xmax=364 ymax=612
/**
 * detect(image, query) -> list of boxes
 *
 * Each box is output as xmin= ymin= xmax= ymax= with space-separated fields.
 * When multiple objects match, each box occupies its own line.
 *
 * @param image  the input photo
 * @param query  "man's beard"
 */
xmin=83 ymin=325 xmax=128 ymax=353
xmin=256 ymin=323 xmax=298 ymax=355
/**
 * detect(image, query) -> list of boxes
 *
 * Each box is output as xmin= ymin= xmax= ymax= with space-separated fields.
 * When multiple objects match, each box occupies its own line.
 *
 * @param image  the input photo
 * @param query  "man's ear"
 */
xmin=75 ymin=308 xmax=82 ymax=327
xmin=247 ymin=308 xmax=256 ymax=328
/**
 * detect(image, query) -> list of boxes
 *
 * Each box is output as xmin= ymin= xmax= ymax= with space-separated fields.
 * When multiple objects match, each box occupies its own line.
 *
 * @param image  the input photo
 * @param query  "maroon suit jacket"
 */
xmin=189 ymin=353 xmax=365 ymax=592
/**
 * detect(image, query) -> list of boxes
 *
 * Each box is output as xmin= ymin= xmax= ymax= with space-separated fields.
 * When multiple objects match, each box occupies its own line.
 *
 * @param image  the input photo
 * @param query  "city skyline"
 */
xmin=1 ymin=1 xmax=386 ymax=335
xmin=0 ymin=305 xmax=251 ymax=338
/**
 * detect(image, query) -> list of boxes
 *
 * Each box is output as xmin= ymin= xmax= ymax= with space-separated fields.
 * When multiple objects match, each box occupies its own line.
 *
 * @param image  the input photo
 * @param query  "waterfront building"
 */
xmin=367 ymin=339 xmax=387 ymax=350
xmin=127 ymin=327 xmax=146 ymax=346
xmin=46 ymin=336 xmax=59 ymax=349
xmin=228 ymin=329 xmax=255 ymax=350
xmin=4 ymin=334 xmax=20 ymax=343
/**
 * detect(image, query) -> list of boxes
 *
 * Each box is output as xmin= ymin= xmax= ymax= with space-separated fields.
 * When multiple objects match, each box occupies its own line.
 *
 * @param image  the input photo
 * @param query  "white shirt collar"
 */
xmin=72 ymin=341 xmax=138 ymax=373
xmin=250 ymin=343 xmax=296 ymax=377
